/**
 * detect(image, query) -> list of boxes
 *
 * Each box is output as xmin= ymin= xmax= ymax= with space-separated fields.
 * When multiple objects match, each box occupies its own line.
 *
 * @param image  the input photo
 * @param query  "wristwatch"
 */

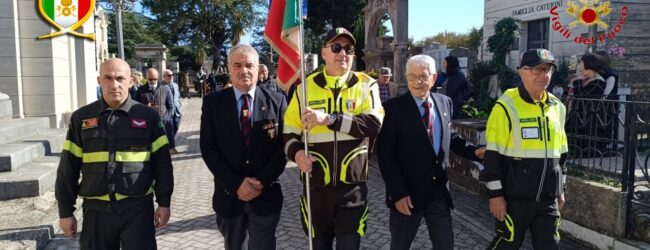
xmin=327 ymin=113 xmax=337 ymax=126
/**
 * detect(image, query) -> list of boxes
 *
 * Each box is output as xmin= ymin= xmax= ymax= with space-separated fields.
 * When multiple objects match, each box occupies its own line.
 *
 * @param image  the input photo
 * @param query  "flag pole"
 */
xmin=297 ymin=0 xmax=313 ymax=249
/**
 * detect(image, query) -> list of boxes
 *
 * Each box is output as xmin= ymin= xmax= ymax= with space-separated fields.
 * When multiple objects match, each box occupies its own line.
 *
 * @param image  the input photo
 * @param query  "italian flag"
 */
xmin=42 ymin=0 xmax=91 ymax=28
xmin=264 ymin=0 xmax=301 ymax=90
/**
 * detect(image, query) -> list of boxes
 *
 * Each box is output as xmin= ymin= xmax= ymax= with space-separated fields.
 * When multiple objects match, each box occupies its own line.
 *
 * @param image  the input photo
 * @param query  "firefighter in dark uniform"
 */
xmin=481 ymin=49 xmax=568 ymax=249
xmin=55 ymin=58 xmax=174 ymax=250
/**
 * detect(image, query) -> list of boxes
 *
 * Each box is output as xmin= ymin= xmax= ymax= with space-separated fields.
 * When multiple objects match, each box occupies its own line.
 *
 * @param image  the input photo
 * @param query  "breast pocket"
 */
xmin=117 ymin=162 xmax=153 ymax=196
xmin=79 ymin=163 xmax=108 ymax=197
xmin=81 ymin=128 xmax=107 ymax=152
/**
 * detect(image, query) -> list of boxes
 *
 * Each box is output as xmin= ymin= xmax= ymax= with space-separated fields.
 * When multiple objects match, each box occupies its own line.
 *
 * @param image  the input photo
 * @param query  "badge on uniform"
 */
xmin=346 ymin=100 xmax=355 ymax=111
xmin=521 ymin=127 xmax=540 ymax=139
xmin=131 ymin=118 xmax=147 ymax=129
xmin=81 ymin=118 xmax=98 ymax=130
xmin=263 ymin=120 xmax=277 ymax=139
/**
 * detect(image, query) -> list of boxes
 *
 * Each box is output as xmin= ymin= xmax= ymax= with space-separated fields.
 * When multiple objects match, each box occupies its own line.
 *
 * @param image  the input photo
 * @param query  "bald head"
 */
xmin=98 ymin=58 xmax=133 ymax=109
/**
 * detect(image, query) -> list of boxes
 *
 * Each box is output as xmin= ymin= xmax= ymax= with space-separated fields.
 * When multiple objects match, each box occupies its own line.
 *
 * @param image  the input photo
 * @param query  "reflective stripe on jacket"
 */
xmin=283 ymin=70 xmax=384 ymax=188
xmin=55 ymin=97 xmax=174 ymax=217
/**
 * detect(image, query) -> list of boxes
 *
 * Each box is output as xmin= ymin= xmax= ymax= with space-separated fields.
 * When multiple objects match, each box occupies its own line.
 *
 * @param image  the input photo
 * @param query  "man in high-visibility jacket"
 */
xmin=482 ymin=49 xmax=568 ymax=249
xmin=283 ymin=27 xmax=384 ymax=249
xmin=55 ymin=58 xmax=174 ymax=250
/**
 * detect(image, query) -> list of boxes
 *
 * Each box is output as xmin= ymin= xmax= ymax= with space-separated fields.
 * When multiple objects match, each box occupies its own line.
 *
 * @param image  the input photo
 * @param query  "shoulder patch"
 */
xmin=81 ymin=118 xmax=98 ymax=129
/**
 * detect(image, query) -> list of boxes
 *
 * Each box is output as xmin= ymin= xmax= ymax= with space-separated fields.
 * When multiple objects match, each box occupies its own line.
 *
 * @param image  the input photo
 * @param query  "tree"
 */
xmin=303 ymin=0 xmax=367 ymax=36
xmin=467 ymin=27 xmax=483 ymax=52
xmin=141 ymin=0 xmax=265 ymax=67
xmin=487 ymin=17 xmax=519 ymax=65
xmin=106 ymin=11 xmax=162 ymax=60
xmin=418 ymin=31 xmax=468 ymax=48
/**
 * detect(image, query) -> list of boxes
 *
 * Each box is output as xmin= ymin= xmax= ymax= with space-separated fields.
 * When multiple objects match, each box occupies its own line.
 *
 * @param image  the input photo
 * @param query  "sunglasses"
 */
xmin=326 ymin=43 xmax=355 ymax=55
xmin=164 ymin=75 xmax=173 ymax=77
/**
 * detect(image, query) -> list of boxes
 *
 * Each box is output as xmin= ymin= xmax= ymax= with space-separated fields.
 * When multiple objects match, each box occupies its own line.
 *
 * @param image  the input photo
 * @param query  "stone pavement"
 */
xmin=45 ymin=98 xmax=591 ymax=249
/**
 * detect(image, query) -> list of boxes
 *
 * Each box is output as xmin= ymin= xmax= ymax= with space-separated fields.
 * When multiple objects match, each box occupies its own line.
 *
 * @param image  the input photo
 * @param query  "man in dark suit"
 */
xmin=377 ymin=54 xmax=485 ymax=250
xmin=200 ymin=44 xmax=287 ymax=250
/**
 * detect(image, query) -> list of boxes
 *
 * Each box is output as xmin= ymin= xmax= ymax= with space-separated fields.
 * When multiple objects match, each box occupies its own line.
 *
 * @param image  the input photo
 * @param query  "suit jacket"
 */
xmin=200 ymin=87 xmax=287 ymax=218
xmin=134 ymin=83 xmax=174 ymax=122
xmin=377 ymin=92 xmax=479 ymax=212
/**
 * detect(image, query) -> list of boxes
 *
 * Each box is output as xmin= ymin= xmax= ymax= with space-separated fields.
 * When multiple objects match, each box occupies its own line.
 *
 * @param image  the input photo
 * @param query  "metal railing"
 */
xmin=564 ymin=94 xmax=650 ymax=239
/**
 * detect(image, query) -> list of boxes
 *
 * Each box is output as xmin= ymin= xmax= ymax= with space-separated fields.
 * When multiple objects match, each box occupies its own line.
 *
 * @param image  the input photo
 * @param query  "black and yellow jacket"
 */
xmin=55 ymin=97 xmax=174 ymax=218
xmin=481 ymin=85 xmax=568 ymax=202
xmin=283 ymin=70 xmax=384 ymax=188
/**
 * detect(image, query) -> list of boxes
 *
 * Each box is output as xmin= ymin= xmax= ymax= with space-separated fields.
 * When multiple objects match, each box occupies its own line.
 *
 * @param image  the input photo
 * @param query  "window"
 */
xmin=527 ymin=19 xmax=549 ymax=50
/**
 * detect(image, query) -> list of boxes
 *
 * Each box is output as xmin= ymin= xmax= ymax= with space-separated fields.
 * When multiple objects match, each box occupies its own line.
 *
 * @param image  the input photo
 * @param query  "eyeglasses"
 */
xmin=521 ymin=66 xmax=554 ymax=75
xmin=406 ymin=74 xmax=432 ymax=82
xmin=147 ymin=78 xmax=158 ymax=81
xmin=325 ymin=43 xmax=355 ymax=55
xmin=164 ymin=74 xmax=172 ymax=77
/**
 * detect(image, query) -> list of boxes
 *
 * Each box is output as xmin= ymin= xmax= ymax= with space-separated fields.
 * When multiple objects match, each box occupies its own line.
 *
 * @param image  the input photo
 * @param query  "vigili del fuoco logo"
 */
xmin=550 ymin=0 xmax=628 ymax=45
xmin=37 ymin=0 xmax=96 ymax=40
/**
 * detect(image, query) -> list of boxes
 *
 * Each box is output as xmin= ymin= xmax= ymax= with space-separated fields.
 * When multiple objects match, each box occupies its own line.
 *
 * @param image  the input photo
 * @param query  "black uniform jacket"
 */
xmin=377 ymin=92 xmax=480 ymax=212
xmin=55 ymin=97 xmax=174 ymax=218
xmin=200 ymin=87 xmax=287 ymax=218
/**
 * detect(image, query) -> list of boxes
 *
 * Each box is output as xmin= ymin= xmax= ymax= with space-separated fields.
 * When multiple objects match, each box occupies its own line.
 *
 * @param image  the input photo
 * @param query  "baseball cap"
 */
xmin=518 ymin=49 xmax=557 ymax=69
xmin=324 ymin=27 xmax=356 ymax=46
xmin=379 ymin=67 xmax=392 ymax=76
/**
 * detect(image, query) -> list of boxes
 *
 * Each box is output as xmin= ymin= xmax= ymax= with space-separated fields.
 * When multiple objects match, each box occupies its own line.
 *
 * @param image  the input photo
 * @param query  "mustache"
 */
xmin=237 ymin=72 xmax=253 ymax=79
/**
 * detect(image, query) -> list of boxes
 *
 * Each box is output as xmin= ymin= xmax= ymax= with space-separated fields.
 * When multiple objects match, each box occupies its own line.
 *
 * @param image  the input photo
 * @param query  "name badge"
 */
xmin=521 ymin=127 xmax=540 ymax=139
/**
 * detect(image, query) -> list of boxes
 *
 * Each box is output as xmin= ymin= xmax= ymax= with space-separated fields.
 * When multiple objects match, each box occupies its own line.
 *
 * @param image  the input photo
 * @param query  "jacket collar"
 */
xmin=518 ymin=84 xmax=556 ymax=106
xmin=99 ymin=95 xmax=136 ymax=114
xmin=312 ymin=69 xmax=360 ymax=89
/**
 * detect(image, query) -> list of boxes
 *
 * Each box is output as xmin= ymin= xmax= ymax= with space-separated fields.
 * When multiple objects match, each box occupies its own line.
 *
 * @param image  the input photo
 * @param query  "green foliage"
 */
xmin=142 ymin=0 xmax=265 ymax=66
xmin=487 ymin=17 xmax=519 ymax=65
xmin=106 ymin=11 xmax=162 ymax=60
xmin=416 ymin=26 xmax=483 ymax=51
xmin=303 ymin=0 xmax=367 ymax=36
xmin=418 ymin=31 xmax=470 ymax=49
xmin=467 ymin=61 xmax=497 ymax=117
xmin=566 ymin=166 xmax=622 ymax=188
xmin=168 ymin=45 xmax=200 ymax=71
xmin=551 ymin=58 xmax=570 ymax=88
xmin=467 ymin=27 xmax=483 ymax=52
xmin=377 ymin=14 xmax=391 ymax=37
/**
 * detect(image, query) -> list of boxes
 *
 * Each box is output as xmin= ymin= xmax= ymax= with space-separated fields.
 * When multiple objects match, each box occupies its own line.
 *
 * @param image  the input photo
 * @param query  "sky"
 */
xmin=131 ymin=0 xmax=485 ymax=45
xmin=239 ymin=0 xmax=485 ymax=44
xmin=406 ymin=0 xmax=485 ymax=42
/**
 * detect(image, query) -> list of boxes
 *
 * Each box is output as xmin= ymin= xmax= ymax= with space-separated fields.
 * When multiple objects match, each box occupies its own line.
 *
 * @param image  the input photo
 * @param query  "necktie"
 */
xmin=240 ymin=94 xmax=252 ymax=146
xmin=422 ymin=101 xmax=433 ymax=143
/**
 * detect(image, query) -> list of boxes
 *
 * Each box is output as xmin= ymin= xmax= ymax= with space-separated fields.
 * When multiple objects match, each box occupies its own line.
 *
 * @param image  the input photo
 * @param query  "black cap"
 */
xmin=324 ymin=27 xmax=356 ymax=46
xmin=379 ymin=67 xmax=392 ymax=76
xmin=518 ymin=49 xmax=557 ymax=68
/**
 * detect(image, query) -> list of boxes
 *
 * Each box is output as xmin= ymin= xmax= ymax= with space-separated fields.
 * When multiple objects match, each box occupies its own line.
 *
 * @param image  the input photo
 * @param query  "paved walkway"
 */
xmin=47 ymin=98 xmax=591 ymax=249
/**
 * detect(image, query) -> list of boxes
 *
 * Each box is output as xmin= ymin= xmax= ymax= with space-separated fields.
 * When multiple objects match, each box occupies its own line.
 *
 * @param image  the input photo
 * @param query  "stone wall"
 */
xmin=562 ymin=176 xmax=627 ymax=238
xmin=447 ymin=119 xmax=487 ymax=195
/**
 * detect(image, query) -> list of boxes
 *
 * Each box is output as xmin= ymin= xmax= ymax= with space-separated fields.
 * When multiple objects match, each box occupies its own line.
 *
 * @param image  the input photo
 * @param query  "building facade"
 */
xmin=480 ymin=0 xmax=650 ymax=93
xmin=0 ymin=0 xmax=107 ymax=128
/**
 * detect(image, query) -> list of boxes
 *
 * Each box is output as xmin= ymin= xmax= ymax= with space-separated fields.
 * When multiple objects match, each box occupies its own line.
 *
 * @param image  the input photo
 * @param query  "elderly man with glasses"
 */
xmin=283 ymin=27 xmax=384 ymax=249
xmin=162 ymin=69 xmax=182 ymax=154
xmin=481 ymin=49 xmax=569 ymax=249
xmin=135 ymin=68 xmax=175 ymax=154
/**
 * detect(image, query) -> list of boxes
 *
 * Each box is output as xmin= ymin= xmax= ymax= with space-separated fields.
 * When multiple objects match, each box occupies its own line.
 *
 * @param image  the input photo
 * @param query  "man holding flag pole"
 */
xmin=281 ymin=24 xmax=384 ymax=249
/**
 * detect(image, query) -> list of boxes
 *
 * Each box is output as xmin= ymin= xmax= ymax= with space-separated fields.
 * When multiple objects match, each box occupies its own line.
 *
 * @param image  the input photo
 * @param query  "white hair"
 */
xmin=228 ymin=44 xmax=260 ymax=65
xmin=406 ymin=55 xmax=437 ymax=75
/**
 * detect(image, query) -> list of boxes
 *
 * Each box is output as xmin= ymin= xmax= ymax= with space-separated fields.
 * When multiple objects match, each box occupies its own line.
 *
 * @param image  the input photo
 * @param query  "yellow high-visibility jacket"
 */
xmin=284 ymin=70 xmax=384 ymax=188
xmin=482 ymin=86 xmax=569 ymax=202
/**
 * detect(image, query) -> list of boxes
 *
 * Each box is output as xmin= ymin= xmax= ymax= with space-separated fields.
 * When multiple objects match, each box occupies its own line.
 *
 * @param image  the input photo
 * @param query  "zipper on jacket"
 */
xmin=536 ymin=102 xmax=549 ymax=202
xmin=331 ymin=79 xmax=341 ymax=187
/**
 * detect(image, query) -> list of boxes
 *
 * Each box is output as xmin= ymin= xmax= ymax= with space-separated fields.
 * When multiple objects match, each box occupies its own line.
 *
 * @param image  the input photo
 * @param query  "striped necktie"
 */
xmin=240 ymin=94 xmax=252 ymax=146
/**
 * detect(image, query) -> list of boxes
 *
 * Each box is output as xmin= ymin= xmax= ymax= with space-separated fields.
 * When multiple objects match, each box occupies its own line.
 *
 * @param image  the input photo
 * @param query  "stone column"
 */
xmin=0 ymin=91 xmax=12 ymax=119
xmin=391 ymin=0 xmax=408 ymax=93
xmin=392 ymin=42 xmax=409 ymax=94
xmin=0 ymin=0 xmax=24 ymax=118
